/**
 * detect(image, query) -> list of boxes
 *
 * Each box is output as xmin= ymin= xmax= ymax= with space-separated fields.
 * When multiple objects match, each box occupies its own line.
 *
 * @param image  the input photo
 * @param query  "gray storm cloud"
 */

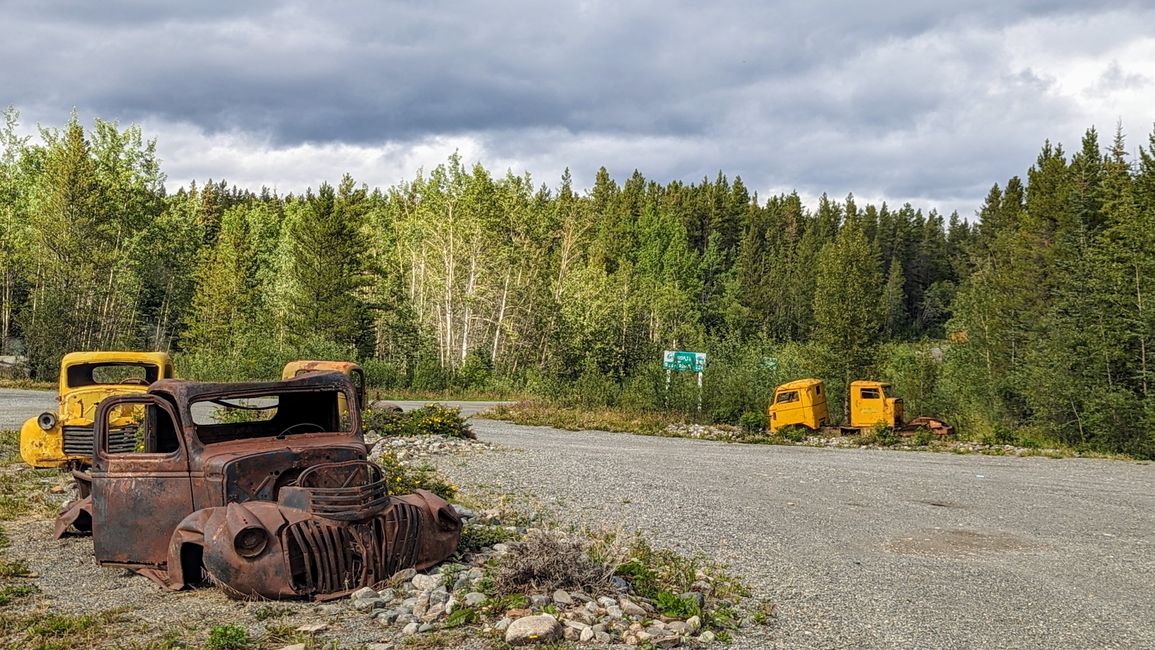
xmin=3 ymin=0 xmax=1154 ymax=213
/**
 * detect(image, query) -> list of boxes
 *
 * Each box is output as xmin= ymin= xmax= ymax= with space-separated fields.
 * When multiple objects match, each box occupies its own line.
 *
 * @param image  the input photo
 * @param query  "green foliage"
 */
xmin=457 ymin=524 xmax=520 ymax=553
xmin=654 ymin=591 xmax=702 ymax=619
xmin=443 ymin=606 xmax=478 ymax=627
xmin=738 ymin=410 xmax=767 ymax=434
xmin=205 ymin=625 xmax=251 ymax=650
xmin=0 ymin=583 xmax=36 ymax=605
xmin=364 ymin=404 xmax=474 ymax=439
xmin=373 ymin=449 xmax=457 ymax=500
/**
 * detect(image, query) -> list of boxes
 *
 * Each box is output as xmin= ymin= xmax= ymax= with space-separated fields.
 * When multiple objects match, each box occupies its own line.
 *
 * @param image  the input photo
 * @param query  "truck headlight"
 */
xmin=233 ymin=527 xmax=269 ymax=558
xmin=37 ymin=412 xmax=57 ymax=431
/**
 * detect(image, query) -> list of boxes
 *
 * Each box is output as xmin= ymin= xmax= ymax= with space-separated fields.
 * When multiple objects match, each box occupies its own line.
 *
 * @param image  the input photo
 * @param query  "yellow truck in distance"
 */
xmin=768 ymin=378 xmax=951 ymax=436
xmin=281 ymin=360 xmax=402 ymax=414
xmin=20 ymin=351 xmax=174 ymax=468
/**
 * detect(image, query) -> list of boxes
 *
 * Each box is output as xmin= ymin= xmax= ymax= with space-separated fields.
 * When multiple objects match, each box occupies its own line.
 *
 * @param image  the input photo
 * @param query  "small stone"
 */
xmin=453 ymin=504 xmax=476 ymax=519
xmin=412 ymin=593 xmax=429 ymax=619
xmin=553 ymin=589 xmax=574 ymax=606
xmin=564 ymin=626 xmax=580 ymax=641
xmin=418 ymin=623 xmax=433 ymax=633
xmin=597 ymin=596 xmax=617 ymax=608
xmin=377 ymin=588 xmax=396 ymax=602
xmin=453 ymin=575 xmax=470 ymax=591
xmin=353 ymin=598 xmax=386 ymax=612
xmin=495 ymin=617 xmax=513 ymax=631
xmin=351 ymin=586 xmax=378 ymax=600
xmin=606 ymin=605 xmax=623 ymax=619
xmin=445 ymin=595 xmax=456 ymax=614
xmin=505 ymin=615 xmax=563 ymax=645
xmin=296 ymin=623 xmax=328 ymax=633
xmin=422 ymin=604 xmax=444 ymax=622
xmin=530 ymin=594 xmax=550 ymax=608
xmin=464 ymin=592 xmax=487 ymax=607
xmin=564 ymin=620 xmax=591 ymax=632
xmin=412 ymin=573 xmax=442 ymax=591
xmin=365 ymin=644 xmax=392 ymax=650
xmin=492 ymin=543 xmax=510 ymax=553
xmin=376 ymin=609 xmax=400 ymax=625
xmin=666 ymin=621 xmax=689 ymax=635
xmin=580 ymin=626 xmax=595 ymax=642
xmin=278 ymin=645 xmax=306 ymax=650
xmin=619 ymin=599 xmax=646 ymax=618
xmin=595 ymin=631 xmax=612 ymax=643
xmin=636 ymin=630 xmax=653 ymax=642
xmin=315 ymin=604 xmax=343 ymax=616
xmin=699 ymin=630 xmax=716 ymax=643
xmin=611 ymin=576 xmax=629 ymax=591
xmin=402 ymin=622 xmax=419 ymax=635
xmin=429 ymin=588 xmax=449 ymax=605
xmin=654 ymin=635 xmax=682 ymax=647
xmin=686 ymin=615 xmax=701 ymax=632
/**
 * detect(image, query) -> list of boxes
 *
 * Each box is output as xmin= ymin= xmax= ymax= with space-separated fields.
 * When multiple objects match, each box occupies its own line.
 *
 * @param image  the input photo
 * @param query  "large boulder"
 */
xmin=504 ymin=615 xmax=562 ymax=645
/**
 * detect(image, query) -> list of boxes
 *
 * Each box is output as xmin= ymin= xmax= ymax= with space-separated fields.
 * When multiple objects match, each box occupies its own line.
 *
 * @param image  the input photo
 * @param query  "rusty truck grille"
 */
xmin=283 ymin=502 xmax=421 ymax=596
xmin=62 ymin=425 xmax=137 ymax=456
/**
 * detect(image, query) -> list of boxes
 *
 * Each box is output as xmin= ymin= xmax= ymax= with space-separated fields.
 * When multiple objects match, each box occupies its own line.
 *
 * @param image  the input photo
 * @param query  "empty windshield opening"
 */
xmin=67 ymin=363 xmax=160 ymax=388
xmin=190 ymin=389 xmax=351 ymax=445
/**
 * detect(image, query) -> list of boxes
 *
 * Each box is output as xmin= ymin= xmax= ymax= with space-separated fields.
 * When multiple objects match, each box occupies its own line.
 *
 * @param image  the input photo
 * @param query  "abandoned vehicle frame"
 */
xmin=54 ymin=372 xmax=462 ymax=600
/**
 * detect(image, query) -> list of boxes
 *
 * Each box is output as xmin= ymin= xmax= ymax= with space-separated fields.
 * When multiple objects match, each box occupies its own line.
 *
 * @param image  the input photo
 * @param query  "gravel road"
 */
xmin=0 ymin=388 xmax=56 ymax=429
xmin=436 ymin=419 xmax=1155 ymax=650
xmin=4 ymin=389 xmax=1152 ymax=648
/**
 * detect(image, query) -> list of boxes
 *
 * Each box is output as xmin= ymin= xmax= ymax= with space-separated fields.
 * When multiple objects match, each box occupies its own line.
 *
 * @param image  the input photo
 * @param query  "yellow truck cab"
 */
xmin=282 ymin=360 xmax=365 ymax=411
xmin=848 ymin=380 xmax=904 ymax=429
xmin=768 ymin=378 xmax=829 ymax=432
xmin=20 ymin=351 xmax=174 ymax=468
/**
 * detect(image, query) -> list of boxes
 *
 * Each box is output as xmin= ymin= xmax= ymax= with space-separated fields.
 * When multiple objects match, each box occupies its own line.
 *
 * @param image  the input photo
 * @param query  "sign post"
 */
xmin=663 ymin=350 xmax=706 ymax=412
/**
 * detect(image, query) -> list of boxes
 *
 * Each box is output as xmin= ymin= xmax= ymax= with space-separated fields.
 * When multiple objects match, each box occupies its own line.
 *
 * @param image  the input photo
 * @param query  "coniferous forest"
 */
xmin=1 ymin=108 xmax=1152 ymax=458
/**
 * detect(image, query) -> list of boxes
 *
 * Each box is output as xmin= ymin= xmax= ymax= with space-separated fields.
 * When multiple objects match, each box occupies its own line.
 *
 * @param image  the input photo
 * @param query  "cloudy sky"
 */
xmin=3 ymin=0 xmax=1154 ymax=215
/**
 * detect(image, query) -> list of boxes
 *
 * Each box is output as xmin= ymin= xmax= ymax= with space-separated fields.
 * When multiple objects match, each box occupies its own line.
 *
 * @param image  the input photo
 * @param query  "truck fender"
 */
xmin=53 ymin=496 xmax=93 ymax=539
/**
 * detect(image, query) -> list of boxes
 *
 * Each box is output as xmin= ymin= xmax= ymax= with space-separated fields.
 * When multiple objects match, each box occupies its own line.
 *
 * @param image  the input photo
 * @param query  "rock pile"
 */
xmin=331 ymin=524 xmax=725 ymax=647
xmin=366 ymin=433 xmax=498 ymax=464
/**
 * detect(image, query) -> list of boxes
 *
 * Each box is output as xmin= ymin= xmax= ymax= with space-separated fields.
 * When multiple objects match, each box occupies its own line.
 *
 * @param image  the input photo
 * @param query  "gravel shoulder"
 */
xmin=434 ymin=419 xmax=1155 ymax=650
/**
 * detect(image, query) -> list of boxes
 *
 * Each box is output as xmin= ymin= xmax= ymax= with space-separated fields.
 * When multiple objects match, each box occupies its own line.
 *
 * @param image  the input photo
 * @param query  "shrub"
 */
xmin=492 ymin=531 xmax=614 ymax=595
xmin=738 ymin=411 xmax=767 ymax=434
xmin=205 ymin=625 xmax=250 ymax=650
xmin=458 ymin=349 xmax=493 ymax=389
xmin=373 ymin=449 xmax=457 ymax=500
xmin=411 ymin=360 xmax=448 ymax=391
xmin=364 ymin=404 xmax=475 ymax=439
xmin=360 ymin=359 xmax=406 ymax=389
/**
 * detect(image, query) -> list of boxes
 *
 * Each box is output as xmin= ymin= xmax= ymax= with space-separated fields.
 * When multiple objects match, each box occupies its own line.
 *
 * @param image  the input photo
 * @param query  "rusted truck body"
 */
xmin=56 ymin=373 xmax=461 ymax=600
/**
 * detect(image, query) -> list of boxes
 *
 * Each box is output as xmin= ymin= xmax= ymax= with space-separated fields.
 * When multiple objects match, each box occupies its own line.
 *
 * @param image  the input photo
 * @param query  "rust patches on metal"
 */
xmin=54 ymin=373 xmax=462 ymax=600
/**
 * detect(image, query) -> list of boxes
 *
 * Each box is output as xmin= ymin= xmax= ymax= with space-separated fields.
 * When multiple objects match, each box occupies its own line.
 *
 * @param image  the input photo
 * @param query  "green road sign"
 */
xmin=663 ymin=350 xmax=706 ymax=372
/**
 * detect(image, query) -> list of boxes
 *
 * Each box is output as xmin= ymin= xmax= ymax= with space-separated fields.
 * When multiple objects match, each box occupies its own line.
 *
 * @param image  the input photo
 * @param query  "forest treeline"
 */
xmin=0 ymin=108 xmax=1152 ymax=457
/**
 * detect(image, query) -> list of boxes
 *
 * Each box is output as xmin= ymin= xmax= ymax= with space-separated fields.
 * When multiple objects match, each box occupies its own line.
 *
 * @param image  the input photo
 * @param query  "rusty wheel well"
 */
xmin=179 ymin=543 xmax=206 ymax=586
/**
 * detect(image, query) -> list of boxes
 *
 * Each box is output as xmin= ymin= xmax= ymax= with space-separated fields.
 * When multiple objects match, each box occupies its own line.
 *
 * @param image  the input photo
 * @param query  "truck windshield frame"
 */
xmin=189 ymin=388 xmax=353 ymax=446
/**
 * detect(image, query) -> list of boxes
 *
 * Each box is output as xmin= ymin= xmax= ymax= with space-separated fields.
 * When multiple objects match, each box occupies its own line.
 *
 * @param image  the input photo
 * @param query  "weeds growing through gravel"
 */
xmin=205 ymin=624 xmax=250 ymax=650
